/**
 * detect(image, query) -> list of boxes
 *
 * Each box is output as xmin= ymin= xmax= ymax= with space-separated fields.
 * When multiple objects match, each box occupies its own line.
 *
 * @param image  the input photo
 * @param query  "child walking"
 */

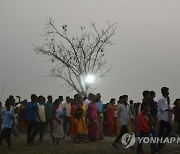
xmin=137 ymin=102 xmax=156 ymax=154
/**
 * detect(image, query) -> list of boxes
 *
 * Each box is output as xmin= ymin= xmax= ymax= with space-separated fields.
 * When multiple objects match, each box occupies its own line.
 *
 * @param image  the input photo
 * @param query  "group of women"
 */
xmin=70 ymin=95 xmax=99 ymax=142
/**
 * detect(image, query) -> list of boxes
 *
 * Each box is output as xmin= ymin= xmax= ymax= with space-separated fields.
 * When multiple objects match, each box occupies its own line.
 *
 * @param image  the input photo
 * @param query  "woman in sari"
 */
xmin=52 ymin=99 xmax=64 ymax=143
xmin=75 ymin=96 xmax=88 ymax=142
xmin=106 ymin=98 xmax=116 ymax=136
xmin=18 ymin=100 xmax=27 ymax=133
xmin=70 ymin=98 xmax=77 ymax=140
xmin=87 ymin=94 xmax=99 ymax=141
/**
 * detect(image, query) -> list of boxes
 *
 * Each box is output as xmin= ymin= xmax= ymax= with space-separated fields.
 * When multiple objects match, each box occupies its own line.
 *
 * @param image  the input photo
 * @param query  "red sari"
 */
xmin=106 ymin=104 xmax=116 ymax=135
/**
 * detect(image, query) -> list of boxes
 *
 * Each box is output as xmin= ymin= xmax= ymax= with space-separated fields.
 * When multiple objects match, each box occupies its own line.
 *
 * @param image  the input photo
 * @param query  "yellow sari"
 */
xmin=76 ymin=104 xmax=88 ymax=141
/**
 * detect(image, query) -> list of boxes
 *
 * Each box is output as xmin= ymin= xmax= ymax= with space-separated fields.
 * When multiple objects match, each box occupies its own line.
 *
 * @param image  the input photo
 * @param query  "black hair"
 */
xmin=9 ymin=95 xmax=14 ymax=99
xmin=5 ymin=99 xmax=11 ymax=106
xmin=74 ymin=94 xmax=79 ymax=100
xmin=174 ymin=99 xmax=180 ymax=105
xmin=134 ymin=103 xmax=140 ymax=109
xmin=129 ymin=100 xmax=133 ymax=104
xmin=142 ymin=90 xmax=150 ymax=97
xmin=119 ymin=96 xmax=123 ymax=100
xmin=31 ymin=94 xmax=37 ymax=99
xmin=47 ymin=95 xmax=52 ymax=99
xmin=141 ymin=101 xmax=149 ymax=111
xmin=150 ymin=91 xmax=155 ymax=96
xmin=54 ymin=99 xmax=59 ymax=105
xmin=88 ymin=93 xmax=94 ymax=98
xmin=122 ymin=95 xmax=128 ymax=99
xmin=66 ymin=96 xmax=70 ymax=99
xmin=161 ymin=87 xmax=169 ymax=94
xmin=58 ymin=96 xmax=63 ymax=100
xmin=110 ymin=98 xmax=115 ymax=103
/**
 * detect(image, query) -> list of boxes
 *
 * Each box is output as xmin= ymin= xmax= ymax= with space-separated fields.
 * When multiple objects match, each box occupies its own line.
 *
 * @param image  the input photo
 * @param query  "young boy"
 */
xmin=0 ymin=100 xmax=14 ymax=149
xmin=137 ymin=102 xmax=156 ymax=154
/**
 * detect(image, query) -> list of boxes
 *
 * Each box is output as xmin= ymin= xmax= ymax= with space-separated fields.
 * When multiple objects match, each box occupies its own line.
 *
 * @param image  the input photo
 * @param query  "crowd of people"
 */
xmin=0 ymin=87 xmax=180 ymax=154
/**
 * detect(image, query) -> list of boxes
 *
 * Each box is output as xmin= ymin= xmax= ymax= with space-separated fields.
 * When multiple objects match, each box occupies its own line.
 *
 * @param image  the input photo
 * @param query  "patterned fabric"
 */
xmin=76 ymin=104 xmax=88 ymax=141
xmin=87 ymin=102 xmax=99 ymax=140
xmin=19 ymin=105 xmax=27 ymax=133
xmin=52 ymin=106 xmax=64 ymax=139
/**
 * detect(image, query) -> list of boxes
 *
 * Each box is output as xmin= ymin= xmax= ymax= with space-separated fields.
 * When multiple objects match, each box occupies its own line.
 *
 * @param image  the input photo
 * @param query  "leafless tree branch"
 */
xmin=34 ymin=17 xmax=116 ymax=95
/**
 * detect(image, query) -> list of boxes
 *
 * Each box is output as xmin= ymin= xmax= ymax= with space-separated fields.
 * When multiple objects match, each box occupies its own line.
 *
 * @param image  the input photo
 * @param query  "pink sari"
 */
xmin=88 ymin=102 xmax=99 ymax=140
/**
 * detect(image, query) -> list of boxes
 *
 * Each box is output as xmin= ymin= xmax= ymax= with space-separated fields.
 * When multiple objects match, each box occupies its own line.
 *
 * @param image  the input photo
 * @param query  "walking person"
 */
xmin=96 ymin=93 xmax=104 ymax=139
xmin=63 ymin=96 xmax=71 ymax=136
xmin=26 ymin=94 xmax=39 ymax=145
xmin=173 ymin=99 xmax=180 ymax=135
xmin=106 ymin=98 xmax=116 ymax=136
xmin=70 ymin=94 xmax=79 ymax=141
xmin=75 ymin=96 xmax=89 ymax=142
xmin=18 ymin=100 xmax=28 ymax=133
xmin=0 ymin=100 xmax=14 ymax=150
xmin=167 ymin=96 xmax=175 ymax=136
xmin=116 ymin=96 xmax=123 ymax=136
xmin=87 ymin=94 xmax=99 ymax=141
xmin=38 ymin=96 xmax=46 ymax=142
xmin=112 ymin=95 xmax=132 ymax=148
xmin=9 ymin=95 xmax=19 ymax=136
xmin=45 ymin=95 xmax=53 ymax=136
xmin=52 ymin=99 xmax=64 ymax=143
xmin=157 ymin=87 xmax=172 ymax=149
xmin=137 ymin=103 xmax=156 ymax=154
xmin=149 ymin=91 xmax=158 ymax=135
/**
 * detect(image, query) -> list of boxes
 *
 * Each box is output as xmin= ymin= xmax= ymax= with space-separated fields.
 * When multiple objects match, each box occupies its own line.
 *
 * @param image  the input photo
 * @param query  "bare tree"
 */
xmin=34 ymin=18 xmax=116 ymax=96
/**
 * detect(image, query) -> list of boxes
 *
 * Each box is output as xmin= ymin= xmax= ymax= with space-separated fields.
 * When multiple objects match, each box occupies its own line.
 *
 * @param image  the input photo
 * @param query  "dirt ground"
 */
xmin=0 ymin=134 xmax=179 ymax=154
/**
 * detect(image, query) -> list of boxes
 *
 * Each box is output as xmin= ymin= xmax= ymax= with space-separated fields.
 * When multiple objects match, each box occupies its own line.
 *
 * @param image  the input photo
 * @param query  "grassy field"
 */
xmin=0 ymin=134 xmax=179 ymax=154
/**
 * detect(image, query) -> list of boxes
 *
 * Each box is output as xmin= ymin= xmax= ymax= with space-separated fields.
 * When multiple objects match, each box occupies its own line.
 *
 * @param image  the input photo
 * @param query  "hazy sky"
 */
xmin=1 ymin=0 xmax=180 ymax=103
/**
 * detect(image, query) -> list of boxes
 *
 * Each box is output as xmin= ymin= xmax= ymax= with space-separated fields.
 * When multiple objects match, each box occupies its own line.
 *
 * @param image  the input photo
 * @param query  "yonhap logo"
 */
xmin=121 ymin=133 xmax=180 ymax=149
xmin=121 ymin=132 xmax=136 ymax=148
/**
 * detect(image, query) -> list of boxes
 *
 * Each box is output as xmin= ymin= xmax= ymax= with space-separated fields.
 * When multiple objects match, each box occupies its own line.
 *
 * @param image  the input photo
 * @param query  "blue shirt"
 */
xmin=98 ymin=100 xmax=103 ymax=112
xmin=26 ymin=102 xmax=38 ymax=122
xmin=2 ymin=109 xmax=14 ymax=128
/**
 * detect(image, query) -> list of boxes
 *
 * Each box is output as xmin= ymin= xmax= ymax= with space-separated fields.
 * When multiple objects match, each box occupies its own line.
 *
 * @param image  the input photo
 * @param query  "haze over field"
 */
xmin=1 ymin=0 xmax=180 ymax=103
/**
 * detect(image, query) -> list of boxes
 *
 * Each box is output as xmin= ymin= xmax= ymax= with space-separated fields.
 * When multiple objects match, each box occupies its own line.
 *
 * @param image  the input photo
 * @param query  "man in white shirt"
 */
xmin=38 ymin=96 xmax=46 ymax=142
xmin=83 ymin=93 xmax=93 ymax=107
xmin=112 ymin=95 xmax=132 ymax=148
xmin=158 ymin=87 xmax=172 ymax=148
